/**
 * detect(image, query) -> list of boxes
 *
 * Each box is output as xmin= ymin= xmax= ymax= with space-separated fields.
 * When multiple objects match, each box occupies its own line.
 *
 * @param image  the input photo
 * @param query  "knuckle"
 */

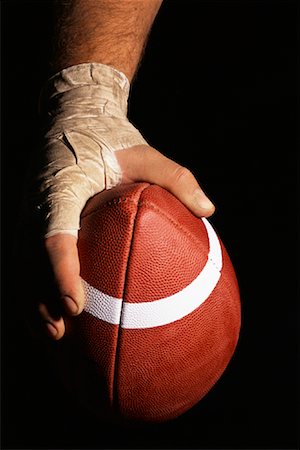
xmin=44 ymin=234 xmax=69 ymax=255
xmin=44 ymin=235 xmax=60 ymax=251
xmin=171 ymin=165 xmax=193 ymax=184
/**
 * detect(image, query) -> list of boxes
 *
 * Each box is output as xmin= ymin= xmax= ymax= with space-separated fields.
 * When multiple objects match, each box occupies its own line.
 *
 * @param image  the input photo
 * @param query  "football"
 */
xmin=60 ymin=182 xmax=241 ymax=423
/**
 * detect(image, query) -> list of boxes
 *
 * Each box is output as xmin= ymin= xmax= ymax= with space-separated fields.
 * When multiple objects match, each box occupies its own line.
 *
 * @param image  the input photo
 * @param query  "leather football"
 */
xmin=61 ymin=182 xmax=241 ymax=423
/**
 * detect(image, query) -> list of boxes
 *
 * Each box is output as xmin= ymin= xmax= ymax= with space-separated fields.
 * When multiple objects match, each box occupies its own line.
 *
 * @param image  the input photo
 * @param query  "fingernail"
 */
xmin=45 ymin=321 xmax=57 ymax=337
xmin=63 ymin=296 xmax=78 ymax=315
xmin=193 ymin=189 xmax=214 ymax=210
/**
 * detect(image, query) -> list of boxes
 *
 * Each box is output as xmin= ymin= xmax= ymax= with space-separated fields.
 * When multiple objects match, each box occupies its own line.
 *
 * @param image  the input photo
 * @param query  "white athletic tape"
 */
xmin=82 ymin=218 xmax=222 ymax=329
xmin=37 ymin=63 xmax=148 ymax=238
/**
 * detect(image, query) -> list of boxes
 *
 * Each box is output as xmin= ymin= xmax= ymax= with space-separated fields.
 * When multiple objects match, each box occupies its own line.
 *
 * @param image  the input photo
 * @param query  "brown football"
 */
xmin=59 ymin=182 xmax=241 ymax=423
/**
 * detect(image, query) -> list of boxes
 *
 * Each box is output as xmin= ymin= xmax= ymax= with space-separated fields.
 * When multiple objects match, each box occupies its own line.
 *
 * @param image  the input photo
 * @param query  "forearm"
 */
xmin=52 ymin=0 xmax=163 ymax=81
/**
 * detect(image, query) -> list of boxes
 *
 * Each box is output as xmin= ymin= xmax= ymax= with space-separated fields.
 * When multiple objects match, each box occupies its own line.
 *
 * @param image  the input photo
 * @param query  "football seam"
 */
xmin=110 ymin=184 xmax=223 ymax=416
xmin=111 ymin=184 xmax=149 ymax=417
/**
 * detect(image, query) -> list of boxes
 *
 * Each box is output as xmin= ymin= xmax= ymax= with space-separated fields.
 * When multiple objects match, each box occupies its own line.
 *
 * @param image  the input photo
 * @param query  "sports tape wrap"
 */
xmin=37 ymin=63 xmax=148 ymax=238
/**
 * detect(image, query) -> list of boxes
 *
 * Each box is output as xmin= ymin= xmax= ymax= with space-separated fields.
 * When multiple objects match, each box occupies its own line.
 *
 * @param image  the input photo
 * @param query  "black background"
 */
xmin=1 ymin=1 xmax=298 ymax=449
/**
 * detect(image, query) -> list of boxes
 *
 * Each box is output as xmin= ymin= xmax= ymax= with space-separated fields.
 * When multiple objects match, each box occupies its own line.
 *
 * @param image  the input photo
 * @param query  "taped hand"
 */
xmin=35 ymin=63 xmax=215 ymax=339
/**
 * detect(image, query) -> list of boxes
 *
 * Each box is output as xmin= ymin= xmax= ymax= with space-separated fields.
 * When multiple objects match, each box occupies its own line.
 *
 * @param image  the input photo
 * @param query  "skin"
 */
xmin=40 ymin=0 xmax=215 ymax=340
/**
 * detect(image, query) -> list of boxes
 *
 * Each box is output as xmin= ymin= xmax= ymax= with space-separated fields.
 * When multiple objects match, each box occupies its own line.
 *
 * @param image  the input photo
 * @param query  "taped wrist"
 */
xmin=37 ymin=63 xmax=148 ymax=238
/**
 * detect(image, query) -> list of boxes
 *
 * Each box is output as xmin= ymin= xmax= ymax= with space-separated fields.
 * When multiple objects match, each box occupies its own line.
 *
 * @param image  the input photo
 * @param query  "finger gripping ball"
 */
xmin=69 ymin=182 xmax=241 ymax=423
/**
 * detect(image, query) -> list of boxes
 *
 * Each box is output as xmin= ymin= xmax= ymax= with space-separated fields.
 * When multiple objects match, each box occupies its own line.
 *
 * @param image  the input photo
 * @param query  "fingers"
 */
xmin=42 ymin=234 xmax=85 ymax=339
xmin=38 ymin=302 xmax=65 ymax=340
xmin=117 ymin=145 xmax=215 ymax=217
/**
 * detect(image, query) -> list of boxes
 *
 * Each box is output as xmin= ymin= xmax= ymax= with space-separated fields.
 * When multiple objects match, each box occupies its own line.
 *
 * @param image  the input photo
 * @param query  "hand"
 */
xmin=32 ymin=63 xmax=215 ymax=340
xmin=40 ymin=144 xmax=215 ymax=340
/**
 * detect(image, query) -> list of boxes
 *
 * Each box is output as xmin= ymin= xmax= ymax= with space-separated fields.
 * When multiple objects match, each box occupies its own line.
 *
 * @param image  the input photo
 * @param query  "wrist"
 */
xmin=40 ymin=62 xmax=130 ymax=122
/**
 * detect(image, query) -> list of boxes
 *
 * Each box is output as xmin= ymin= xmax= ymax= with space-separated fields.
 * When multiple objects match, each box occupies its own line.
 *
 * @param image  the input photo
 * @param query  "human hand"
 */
xmin=34 ymin=64 xmax=215 ymax=340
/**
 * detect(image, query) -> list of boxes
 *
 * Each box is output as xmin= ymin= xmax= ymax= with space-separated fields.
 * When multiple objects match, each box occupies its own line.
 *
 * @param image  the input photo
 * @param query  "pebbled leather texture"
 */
xmin=63 ymin=182 xmax=241 ymax=422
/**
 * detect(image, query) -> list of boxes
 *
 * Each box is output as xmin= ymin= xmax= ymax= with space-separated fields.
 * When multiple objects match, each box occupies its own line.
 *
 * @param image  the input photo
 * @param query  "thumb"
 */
xmin=117 ymin=145 xmax=215 ymax=217
xmin=45 ymin=234 xmax=85 ymax=317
